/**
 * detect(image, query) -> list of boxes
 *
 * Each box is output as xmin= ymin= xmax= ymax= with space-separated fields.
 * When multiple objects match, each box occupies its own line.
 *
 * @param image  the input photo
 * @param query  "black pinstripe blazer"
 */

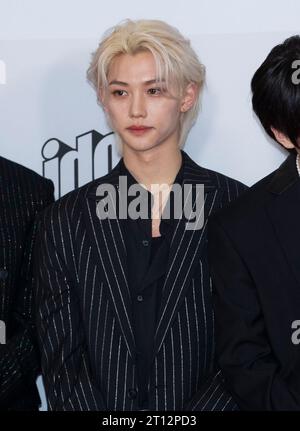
xmin=35 ymin=150 xmax=247 ymax=411
xmin=0 ymin=156 xmax=54 ymax=409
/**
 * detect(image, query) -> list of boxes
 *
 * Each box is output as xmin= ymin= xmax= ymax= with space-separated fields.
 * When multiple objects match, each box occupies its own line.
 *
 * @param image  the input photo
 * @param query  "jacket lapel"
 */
xmin=82 ymin=151 xmax=224 ymax=362
xmin=83 ymin=161 xmax=136 ymax=360
xmin=265 ymin=152 xmax=300 ymax=287
xmin=153 ymin=152 xmax=221 ymax=357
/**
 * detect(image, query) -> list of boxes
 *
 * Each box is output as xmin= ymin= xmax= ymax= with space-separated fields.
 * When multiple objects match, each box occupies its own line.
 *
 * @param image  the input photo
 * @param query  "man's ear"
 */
xmin=271 ymin=126 xmax=295 ymax=149
xmin=180 ymin=82 xmax=199 ymax=113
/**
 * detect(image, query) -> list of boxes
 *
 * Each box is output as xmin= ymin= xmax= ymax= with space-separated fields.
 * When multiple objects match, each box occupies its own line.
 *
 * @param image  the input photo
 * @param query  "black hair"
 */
xmin=251 ymin=35 xmax=300 ymax=147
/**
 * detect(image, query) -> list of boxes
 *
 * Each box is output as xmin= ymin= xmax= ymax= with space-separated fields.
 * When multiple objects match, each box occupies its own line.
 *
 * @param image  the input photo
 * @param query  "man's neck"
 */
xmin=122 ymin=145 xmax=183 ymax=190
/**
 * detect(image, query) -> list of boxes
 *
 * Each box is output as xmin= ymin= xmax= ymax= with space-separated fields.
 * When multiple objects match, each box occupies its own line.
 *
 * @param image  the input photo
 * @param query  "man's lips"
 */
xmin=127 ymin=126 xmax=152 ymax=135
xmin=127 ymin=126 xmax=151 ymax=130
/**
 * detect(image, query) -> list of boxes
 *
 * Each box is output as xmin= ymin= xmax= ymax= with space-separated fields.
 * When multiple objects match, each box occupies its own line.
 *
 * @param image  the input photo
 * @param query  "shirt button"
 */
xmin=0 ymin=269 xmax=8 ymax=280
xmin=142 ymin=240 xmax=149 ymax=247
xmin=137 ymin=295 xmax=143 ymax=302
xmin=127 ymin=388 xmax=138 ymax=399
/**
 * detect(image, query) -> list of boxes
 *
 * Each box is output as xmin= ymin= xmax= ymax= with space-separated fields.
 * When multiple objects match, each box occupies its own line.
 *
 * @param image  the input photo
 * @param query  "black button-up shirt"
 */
xmin=119 ymin=156 xmax=184 ymax=409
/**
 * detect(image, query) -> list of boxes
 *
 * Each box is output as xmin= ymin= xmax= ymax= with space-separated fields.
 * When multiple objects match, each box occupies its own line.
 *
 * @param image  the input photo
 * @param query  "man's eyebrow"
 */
xmin=144 ymin=79 xmax=166 ymax=85
xmin=108 ymin=80 xmax=128 ymax=86
xmin=108 ymin=78 xmax=166 ymax=86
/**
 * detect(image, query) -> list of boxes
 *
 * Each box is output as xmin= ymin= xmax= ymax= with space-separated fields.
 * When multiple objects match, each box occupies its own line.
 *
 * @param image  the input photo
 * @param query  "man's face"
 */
xmin=100 ymin=51 xmax=185 ymax=154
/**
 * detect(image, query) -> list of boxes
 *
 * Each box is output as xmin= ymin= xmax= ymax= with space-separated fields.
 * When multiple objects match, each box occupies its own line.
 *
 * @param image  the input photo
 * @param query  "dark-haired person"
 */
xmin=34 ymin=19 xmax=247 ymax=411
xmin=208 ymin=35 xmax=300 ymax=410
xmin=0 ymin=156 xmax=54 ymax=410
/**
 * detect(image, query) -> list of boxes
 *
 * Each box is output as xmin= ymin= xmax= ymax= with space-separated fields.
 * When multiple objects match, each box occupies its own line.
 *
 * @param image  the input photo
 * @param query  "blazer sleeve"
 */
xmin=0 ymin=178 xmax=54 ymax=407
xmin=34 ymin=209 xmax=106 ymax=411
xmin=208 ymin=216 xmax=300 ymax=410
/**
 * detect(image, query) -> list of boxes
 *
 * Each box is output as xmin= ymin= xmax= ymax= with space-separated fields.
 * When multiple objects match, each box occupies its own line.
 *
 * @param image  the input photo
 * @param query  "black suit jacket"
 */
xmin=208 ymin=151 xmax=300 ymax=410
xmin=35 ymin=150 xmax=246 ymax=411
xmin=0 ymin=156 xmax=54 ymax=410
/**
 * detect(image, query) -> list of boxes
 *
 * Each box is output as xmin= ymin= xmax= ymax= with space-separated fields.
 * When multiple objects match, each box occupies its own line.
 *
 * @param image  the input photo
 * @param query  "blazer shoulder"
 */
xmin=196 ymin=164 xmax=249 ymax=208
xmin=0 ymin=156 xmax=54 ymax=196
xmin=184 ymin=153 xmax=248 ymax=197
xmin=205 ymin=166 xmax=247 ymax=192
xmin=37 ymin=171 xmax=112 ymax=224
xmin=209 ymin=168 xmax=277 ymax=229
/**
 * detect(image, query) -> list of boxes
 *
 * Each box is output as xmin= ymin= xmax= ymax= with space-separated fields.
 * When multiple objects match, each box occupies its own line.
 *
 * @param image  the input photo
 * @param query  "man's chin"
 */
xmin=123 ymin=141 xmax=161 ymax=153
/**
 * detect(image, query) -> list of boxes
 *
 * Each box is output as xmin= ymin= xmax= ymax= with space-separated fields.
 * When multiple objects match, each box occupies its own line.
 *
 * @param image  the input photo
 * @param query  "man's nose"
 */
xmin=129 ymin=92 xmax=147 ymax=117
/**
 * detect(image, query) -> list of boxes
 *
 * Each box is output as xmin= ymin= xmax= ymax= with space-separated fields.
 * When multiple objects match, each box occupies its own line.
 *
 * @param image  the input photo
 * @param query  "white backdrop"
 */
xmin=0 ymin=0 xmax=299 ymax=410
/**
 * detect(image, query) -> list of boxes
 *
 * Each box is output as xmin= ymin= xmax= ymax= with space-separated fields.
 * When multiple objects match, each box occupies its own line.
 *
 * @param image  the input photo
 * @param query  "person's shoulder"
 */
xmin=201 ymin=164 xmax=247 ymax=194
xmin=0 ymin=155 xmax=52 ymax=186
xmin=210 ymin=167 xmax=277 ymax=228
xmin=183 ymin=151 xmax=248 ymax=202
xmin=0 ymin=155 xmax=54 ymax=196
xmin=39 ymin=168 xmax=117 ymax=224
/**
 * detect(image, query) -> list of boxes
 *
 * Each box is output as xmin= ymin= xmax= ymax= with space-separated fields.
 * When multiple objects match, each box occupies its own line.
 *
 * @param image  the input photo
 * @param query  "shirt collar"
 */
xmin=119 ymin=152 xmax=184 ymax=188
xmin=119 ymin=152 xmax=185 ymax=234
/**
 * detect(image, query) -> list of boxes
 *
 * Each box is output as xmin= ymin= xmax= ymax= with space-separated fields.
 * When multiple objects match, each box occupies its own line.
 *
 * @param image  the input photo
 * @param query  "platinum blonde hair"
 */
xmin=87 ymin=19 xmax=205 ymax=154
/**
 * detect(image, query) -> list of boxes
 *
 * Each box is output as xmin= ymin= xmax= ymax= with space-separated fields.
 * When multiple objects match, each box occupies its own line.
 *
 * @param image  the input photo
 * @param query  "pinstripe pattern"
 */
xmin=35 ymin=150 xmax=247 ymax=411
xmin=0 ymin=156 xmax=54 ymax=409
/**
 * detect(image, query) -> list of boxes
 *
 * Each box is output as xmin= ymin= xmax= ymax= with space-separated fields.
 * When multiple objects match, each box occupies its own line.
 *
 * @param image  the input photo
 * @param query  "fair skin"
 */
xmin=100 ymin=50 xmax=198 ymax=237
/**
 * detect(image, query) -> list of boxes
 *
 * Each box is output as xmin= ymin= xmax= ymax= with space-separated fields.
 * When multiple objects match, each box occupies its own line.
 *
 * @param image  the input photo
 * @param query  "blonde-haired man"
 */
xmin=35 ymin=19 xmax=246 ymax=411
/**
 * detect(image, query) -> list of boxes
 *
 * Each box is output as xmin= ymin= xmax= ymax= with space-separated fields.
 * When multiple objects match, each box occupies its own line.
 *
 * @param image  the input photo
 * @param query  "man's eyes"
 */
xmin=111 ymin=88 xmax=165 ymax=97
xmin=112 ymin=90 xmax=127 ymax=96
xmin=147 ymin=88 xmax=163 ymax=95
